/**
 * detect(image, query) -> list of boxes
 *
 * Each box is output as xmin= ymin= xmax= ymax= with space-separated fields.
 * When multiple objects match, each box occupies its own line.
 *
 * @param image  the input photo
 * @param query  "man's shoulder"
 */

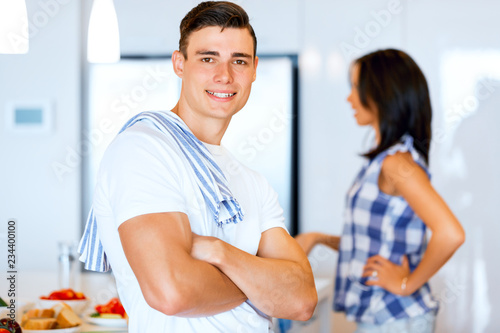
xmin=115 ymin=119 xmax=178 ymax=145
xmin=97 ymin=120 xmax=189 ymax=188
xmin=105 ymin=120 xmax=184 ymax=160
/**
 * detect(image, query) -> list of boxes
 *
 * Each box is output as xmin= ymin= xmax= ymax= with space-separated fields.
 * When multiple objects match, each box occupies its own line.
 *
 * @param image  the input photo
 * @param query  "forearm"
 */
xmin=207 ymin=240 xmax=316 ymax=320
xmin=168 ymin=256 xmax=247 ymax=317
xmin=295 ymin=232 xmax=340 ymax=255
xmin=403 ymin=232 xmax=464 ymax=295
xmin=317 ymin=233 xmax=340 ymax=251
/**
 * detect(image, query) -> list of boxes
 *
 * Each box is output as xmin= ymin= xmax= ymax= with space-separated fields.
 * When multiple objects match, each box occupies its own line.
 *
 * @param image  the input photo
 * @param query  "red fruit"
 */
xmin=41 ymin=288 xmax=87 ymax=300
xmin=75 ymin=292 xmax=86 ymax=299
xmin=95 ymin=298 xmax=126 ymax=317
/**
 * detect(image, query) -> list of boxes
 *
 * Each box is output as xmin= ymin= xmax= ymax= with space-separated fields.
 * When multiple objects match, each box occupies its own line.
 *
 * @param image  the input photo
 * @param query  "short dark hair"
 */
xmin=179 ymin=1 xmax=257 ymax=59
xmin=352 ymin=49 xmax=432 ymax=164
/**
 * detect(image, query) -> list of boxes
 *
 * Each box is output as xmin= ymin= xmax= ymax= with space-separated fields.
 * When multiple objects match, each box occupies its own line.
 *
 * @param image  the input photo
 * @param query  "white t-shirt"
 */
xmin=93 ymin=120 xmax=287 ymax=332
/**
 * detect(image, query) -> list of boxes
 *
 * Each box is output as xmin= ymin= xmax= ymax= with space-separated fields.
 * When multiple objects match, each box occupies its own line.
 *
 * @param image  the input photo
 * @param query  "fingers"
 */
xmin=363 ymin=256 xmax=386 ymax=273
xmin=401 ymin=255 xmax=409 ymax=269
xmin=363 ymin=255 xmax=384 ymax=278
xmin=365 ymin=255 xmax=389 ymax=265
xmin=365 ymin=279 xmax=379 ymax=287
xmin=361 ymin=269 xmax=378 ymax=278
xmin=366 ymin=254 xmax=410 ymax=271
xmin=363 ymin=260 xmax=380 ymax=271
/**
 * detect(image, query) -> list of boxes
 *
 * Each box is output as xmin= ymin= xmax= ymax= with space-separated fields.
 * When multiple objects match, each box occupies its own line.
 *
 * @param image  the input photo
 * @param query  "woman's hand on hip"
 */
xmin=362 ymin=255 xmax=411 ymax=296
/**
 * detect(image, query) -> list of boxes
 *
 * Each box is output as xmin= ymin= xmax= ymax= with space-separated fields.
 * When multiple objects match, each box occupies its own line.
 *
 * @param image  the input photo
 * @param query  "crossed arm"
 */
xmin=119 ymin=212 xmax=317 ymax=319
xmin=191 ymin=227 xmax=317 ymax=320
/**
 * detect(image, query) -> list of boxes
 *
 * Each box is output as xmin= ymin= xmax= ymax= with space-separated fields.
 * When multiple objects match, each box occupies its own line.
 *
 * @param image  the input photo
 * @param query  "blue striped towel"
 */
xmin=78 ymin=110 xmax=245 ymax=272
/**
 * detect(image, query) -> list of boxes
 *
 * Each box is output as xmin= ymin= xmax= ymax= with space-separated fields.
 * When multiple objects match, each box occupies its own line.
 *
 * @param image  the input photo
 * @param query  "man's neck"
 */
xmin=171 ymin=104 xmax=231 ymax=145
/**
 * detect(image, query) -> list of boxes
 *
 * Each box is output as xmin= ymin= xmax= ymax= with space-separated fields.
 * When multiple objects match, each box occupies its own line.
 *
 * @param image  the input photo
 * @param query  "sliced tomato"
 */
xmin=75 ymin=292 xmax=85 ymax=299
xmin=95 ymin=298 xmax=126 ymax=317
xmin=40 ymin=288 xmax=86 ymax=300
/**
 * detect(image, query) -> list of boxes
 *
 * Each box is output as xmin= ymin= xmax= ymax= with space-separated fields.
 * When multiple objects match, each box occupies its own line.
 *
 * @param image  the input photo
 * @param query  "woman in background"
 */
xmin=296 ymin=49 xmax=465 ymax=333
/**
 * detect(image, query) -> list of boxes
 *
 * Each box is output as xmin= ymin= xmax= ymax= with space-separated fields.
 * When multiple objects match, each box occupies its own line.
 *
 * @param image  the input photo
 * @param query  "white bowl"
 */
xmin=37 ymin=299 xmax=90 ymax=316
xmin=84 ymin=314 xmax=127 ymax=328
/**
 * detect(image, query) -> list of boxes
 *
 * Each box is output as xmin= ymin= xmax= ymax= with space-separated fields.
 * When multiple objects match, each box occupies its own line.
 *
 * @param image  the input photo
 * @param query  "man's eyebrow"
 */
xmin=232 ymin=52 xmax=252 ymax=59
xmin=196 ymin=50 xmax=219 ymax=56
xmin=195 ymin=50 xmax=253 ymax=59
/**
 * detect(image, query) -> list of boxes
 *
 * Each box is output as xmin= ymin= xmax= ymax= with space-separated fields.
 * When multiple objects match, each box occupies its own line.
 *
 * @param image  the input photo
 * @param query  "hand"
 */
xmin=191 ymin=233 xmax=224 ymax=264
xmin=362 ymin=255 xmax=411 ymax=296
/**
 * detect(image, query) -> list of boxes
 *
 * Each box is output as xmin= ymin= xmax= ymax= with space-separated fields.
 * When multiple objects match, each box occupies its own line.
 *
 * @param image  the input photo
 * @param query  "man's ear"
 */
xmin=172 ymin=50 xmax=184 ymax=78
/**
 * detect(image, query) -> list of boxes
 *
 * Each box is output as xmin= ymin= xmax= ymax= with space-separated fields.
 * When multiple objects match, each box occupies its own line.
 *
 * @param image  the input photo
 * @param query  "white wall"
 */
xmin=0 ymin=0 xmax=81 ymax=272
xmin=0 ymin=0 xmax=499 ymax=332
xmin=404 ymin=2 xmax=500 ymax=333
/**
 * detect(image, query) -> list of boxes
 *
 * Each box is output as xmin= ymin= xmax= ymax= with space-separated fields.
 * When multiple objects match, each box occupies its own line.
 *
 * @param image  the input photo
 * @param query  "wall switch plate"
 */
xmin=5 ymin=100 xmax=53 ymax=134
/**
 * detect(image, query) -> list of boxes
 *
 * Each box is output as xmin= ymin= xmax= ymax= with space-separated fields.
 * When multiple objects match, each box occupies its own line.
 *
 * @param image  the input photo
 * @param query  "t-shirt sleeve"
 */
xmin=257 ymin=173 xmax=288 ymax=234
xmin=95 ymin=122 xmax=188 ymax=227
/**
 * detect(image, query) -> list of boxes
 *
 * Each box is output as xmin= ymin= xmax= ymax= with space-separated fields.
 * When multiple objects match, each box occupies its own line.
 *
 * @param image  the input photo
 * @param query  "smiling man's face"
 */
xmin=173 ymin=26 xmax=258 ymax=124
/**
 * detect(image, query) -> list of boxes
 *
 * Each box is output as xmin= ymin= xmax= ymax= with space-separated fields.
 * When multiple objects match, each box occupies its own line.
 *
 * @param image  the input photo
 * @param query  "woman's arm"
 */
xmin=294 ymin=232 xmax=341 ymax=255
xmin=363 ymin=152 xmax=465 ymax=295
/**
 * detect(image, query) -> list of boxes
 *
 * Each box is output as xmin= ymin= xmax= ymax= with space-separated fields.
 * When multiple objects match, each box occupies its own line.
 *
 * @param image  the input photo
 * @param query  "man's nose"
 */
xmin=214 ymin=62 xmax=233 ymax=84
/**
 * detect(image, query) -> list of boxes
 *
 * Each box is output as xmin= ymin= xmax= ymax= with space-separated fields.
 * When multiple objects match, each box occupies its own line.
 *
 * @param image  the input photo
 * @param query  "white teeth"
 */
xmin=207 ymin=91 xmax=235 ymax=98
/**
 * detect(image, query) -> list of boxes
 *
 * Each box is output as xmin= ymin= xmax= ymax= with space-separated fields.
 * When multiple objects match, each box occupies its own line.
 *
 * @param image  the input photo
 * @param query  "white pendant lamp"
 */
xmin=0 ymin=0 xmax=29 ymax=54
xmin=87 ymin=0 xmax=120 ymax=63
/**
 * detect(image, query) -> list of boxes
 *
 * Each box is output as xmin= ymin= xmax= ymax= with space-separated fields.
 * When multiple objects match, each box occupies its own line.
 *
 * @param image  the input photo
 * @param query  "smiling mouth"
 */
xmin=206 ymin=90 xmax=236 ymax=98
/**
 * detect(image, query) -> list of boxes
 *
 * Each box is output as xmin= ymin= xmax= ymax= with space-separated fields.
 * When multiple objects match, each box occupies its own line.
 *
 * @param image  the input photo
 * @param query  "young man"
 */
xmin=78 ymin=2 xmax=317 ymax=332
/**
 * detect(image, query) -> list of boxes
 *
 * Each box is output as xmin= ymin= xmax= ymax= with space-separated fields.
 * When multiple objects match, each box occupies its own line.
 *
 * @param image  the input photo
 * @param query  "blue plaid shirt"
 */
xmin=334 ymin=135 xmax=438 ymax=324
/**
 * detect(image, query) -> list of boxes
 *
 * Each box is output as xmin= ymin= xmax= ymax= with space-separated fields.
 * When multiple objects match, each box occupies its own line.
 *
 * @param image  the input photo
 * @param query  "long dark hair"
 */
xmin=179 ymin=1 xmax=257 ymax=59
xmin=353 ymin=49 xmax=432 ymax=164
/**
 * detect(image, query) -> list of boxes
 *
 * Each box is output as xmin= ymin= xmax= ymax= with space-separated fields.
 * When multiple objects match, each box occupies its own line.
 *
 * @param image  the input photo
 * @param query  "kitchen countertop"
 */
xmin=82 ymin=277 xmax=334 ymax=333
xmin=12 ymin=274 xmax=333 ymax=333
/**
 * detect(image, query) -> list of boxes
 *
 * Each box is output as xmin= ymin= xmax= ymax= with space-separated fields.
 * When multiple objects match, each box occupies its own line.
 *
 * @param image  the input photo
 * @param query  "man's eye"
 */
xmin=234 ymin=60 xmax=246 ymax=65
xmin=201 ymin=58 xmax=212 ymax=62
